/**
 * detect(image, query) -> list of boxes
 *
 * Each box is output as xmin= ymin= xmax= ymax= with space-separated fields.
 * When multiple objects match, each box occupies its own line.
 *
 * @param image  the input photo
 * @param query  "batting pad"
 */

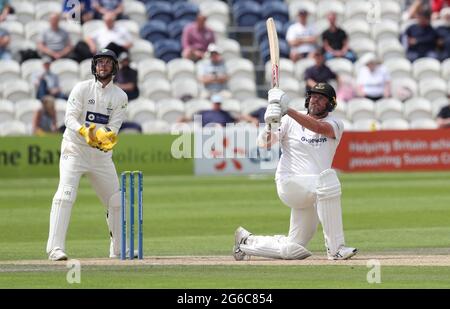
xmin=316 ymin=169 xmax=345 ymax=256
xmin=46 ymin=185 xmax=76 ymax=253
xmin=240 ymin=235 xmax=311 ymax=260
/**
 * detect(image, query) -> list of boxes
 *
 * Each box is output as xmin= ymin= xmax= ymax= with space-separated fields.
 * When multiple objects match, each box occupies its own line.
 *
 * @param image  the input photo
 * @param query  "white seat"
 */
xmin=381 ymin=118 xmax=409 ymax=130
xmin=200 ymin=1 xmax=230 ymax=26
xmin=50 ymin=59 xmax=80 ymax=81
xmin=206 ymin=19 xmax=227 ymax=39
xmin=371 ymin=20 xmax=399 ymax=42
xmin=222 ymin=98 xmax=241 ymax=118
xmin=0 ymin=21 xmax=25 ymax=43
xmin=0 ymin=120 xmax=28 ymax=136
xmin=375 ymin=98 xmax=404 ymax=121
xmin=294 ymin=58 xmax=315 ymax=80
xmin=2 ymin=80 xmax=32 ymax=103
xmin=80 ymin=58 xmax=93 ymax=80
xmin=332 ymin=100 xmax=347 ymax=120
xmin=380 ymin=0 xmax=402 ymax=22
xmin=14 ymin=1 xmax=35 ymax=24
xmin=240 ymin=98 xmax=267 ymax=115
xmin=403 ymin=97 xmax=433 ymax=121
xmin=141 ymin=120 xmax=171 ymax=134
xmin=441 ymin=58 xmax=450 ymax=80
xmin=138 ymin=58 xmax=167 ymax=87
xmin=288 ymin=0 xmax=317 ymax=21
xmin=116 ymin=20 xmax=140 ymax=40
xmin=265 ymin=58 xmax=295 ymax=85
xmin=344 ymin=1 xmax=371 ymax=20
xmin=129 ymin=39 xmax=154 ymax=62
xmin=127 ymin=98 xmax=157 ymax=124
xmin=124 ymin=0 xmax=147 ymax=26
xmin=391 ymin=77 xmax=418 ymax=101
xmin=21 ymin=58 xmax=43 ymax=83
xmin=35 ymin=1 xmax=61 ymax=20
xmin=346 ymin=98 xmax=375 ymax=121
xmin=157 ymin=98 xmax=185 ymax=123
xmin=54 ymin=98 xmax=67 ymax=128
xmin=25 ymin=20 xmax=50 ymax=44
xmin=342 ymin=19 xmax=371 ymax=41
xmin=141 ymin=78 xmax=171 ymax=101
xmin=228 ymin=77 xmax=257 ymax=101
xmin=82 ymin=20 xmax=106 ymax=38
xmin=0 ymin=100 xmax=15 ymax=123
xmin=377 ymin=38 xmax=405 ymax=61
xmin=59 ymin=21 xmax=82 ymax=44
xmin=431 ymin=97 xmax=449 ymax=116
xmin=317 ymin=0 xmax=345 ymax=20
xmin=383 ymin=57 xmax=412 ymax=79
xmin=185 ymin=98 xmax=211 ymax=118
xmin=216 ymin=38 xmax=241 ymax=60
xmin=225 ymin=58 xmax=255 ymax=80
xmin=167 ymin=58 xmax=196 ymax=82
xmin=352 ymin=118 xmax=380 ymax=131
xmin=412 ymin=58 xmax=441 ymax=81
xmin=0 ymin=60 xmax=21 ymax=84
xmin=418 ymin=78 xmax=447 ymax=101
xmin=409 ymin=118 xmax=438 ymax=129
xmin=15 ymin=99 xmax=42 ymax=124
xmin=278 ymin=76 xmax=300 ymax=100
xmin=349 ymin=37 xmax=376 ymax=58
xmin=325 ymin=58 xmax=353 ymax=79
xmin=340 ymin=118 xmax=353 ymax=131
xmin=313 ymin=18 xmax=330 ymax=35
xmin=171 ymin=78 xmax=199 ymax=100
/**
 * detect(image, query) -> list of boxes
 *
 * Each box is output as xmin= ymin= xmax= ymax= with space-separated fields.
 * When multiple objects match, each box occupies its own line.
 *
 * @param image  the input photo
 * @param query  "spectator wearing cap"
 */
xmin=37 ymin=13 xmax=73 ymax=60
xmin=0 ymin=0 xmax=11 ymax=22
xmin=356 ymin=53 xmax=391 ymax=101
xmin=0 ymin=26 xmax=12 ymax=60
xmin=182 ymin=12 xmax=215 ymax=62
xmin=92 ymin=0 xmax=125 ymax=20
xmin=32 ymin=95 xmax=58 ymax=136
xmin=437 ymin=94 xmax=450 ymax=128
xmin=404 ymin=10 xmax=439 ymax=61
xmin=322 ymin=11 xmax=357 ymax=62
xmin=286 ymin=9 xmax=317 ymax=62
xmin=86 ymin=12 xmax=132 ymax=56
xmin=436 ymin=8 xmax=450 ymax=60
xmin=198 ymin=43 xmax=231 ymax=99
xmin=33 ymin=56 xmax=68 ymax=100
xmin=114 ymin=52 xmax=139 ymax=101
xmin=304 ymin=48 xmax=338 ymax=92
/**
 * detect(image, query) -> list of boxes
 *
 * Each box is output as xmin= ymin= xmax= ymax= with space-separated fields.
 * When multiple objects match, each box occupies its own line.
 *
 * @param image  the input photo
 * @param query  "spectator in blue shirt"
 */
xmin=92 ymin=0 xmax=125 ymax=20
xmin=405 ymin=10 xmax=439 ymax=61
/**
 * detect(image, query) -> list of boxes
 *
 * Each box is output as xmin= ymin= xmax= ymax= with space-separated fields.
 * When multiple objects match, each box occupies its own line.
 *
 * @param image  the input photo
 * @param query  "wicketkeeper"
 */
xmin=233 ymin=83 xmax=358 ymax=261
xmin=46 ymin=49 xmax=128 ymax=261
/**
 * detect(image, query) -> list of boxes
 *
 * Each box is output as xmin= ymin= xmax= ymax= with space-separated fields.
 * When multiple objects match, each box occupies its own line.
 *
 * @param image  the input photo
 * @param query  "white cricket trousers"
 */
xmin=46 ymin=139 xmax=122 ymax=256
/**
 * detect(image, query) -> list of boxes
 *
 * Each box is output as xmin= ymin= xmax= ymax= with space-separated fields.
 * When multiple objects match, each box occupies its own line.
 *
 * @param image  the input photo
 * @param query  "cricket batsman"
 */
xmin=233 ymin=83 xmax=358 ymax=260
xmin=46 ymin=49 xmax=128 ymax=261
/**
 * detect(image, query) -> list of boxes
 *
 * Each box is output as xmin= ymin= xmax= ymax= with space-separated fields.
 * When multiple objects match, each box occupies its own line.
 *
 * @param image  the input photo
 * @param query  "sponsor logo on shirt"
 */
xmin=301 ymin=136 xmax=327 ymax=145
xmin=88 ymin=99 xmax=95 ymax=105
xmin=86 ymin=111 xmax=110 ymax=124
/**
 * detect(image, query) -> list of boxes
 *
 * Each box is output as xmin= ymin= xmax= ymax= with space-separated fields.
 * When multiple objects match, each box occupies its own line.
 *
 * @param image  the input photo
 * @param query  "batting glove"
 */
xmin=268 ymin=88 xmax=289 ymax=116
xmin=264 ymin=103 xmax=282 ymax=124
xmin=78 ymin=123 xmax=99 ymax=148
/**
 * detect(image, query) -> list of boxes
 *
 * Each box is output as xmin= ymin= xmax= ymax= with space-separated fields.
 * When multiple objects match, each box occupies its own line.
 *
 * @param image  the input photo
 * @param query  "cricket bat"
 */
xmin=266 ymin=17 xmax=279 ymax=149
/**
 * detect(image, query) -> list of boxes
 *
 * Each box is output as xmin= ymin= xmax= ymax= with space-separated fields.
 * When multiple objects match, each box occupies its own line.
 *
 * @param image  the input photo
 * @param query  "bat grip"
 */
xmin=267 ymin=123 xmax=271 ymax=151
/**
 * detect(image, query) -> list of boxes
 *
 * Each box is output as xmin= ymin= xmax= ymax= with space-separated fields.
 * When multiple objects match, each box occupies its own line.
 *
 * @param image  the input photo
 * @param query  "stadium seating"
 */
xmin=157 ymin=98 xmax=185 ymax=123
xmin=146 ymin=1 xmax=173 ymax=24
xmin=171 ymin=78 xmax=199 ymax=100
xmin=127 ymin=98 xmax=157 ymax=124
xmin=261 ymin=1 xmax=290 ymax=24
xmin=141 ymin=78 xmax=172 ymax=101
xmin=232 ymin=1 xmax=262 ymax=27
xmin=173 ymin=2 xmax=199 ymax=21
xmin=129 ymin=39 xmax=154 ymax=62
xmin=375 ymin=98 xmax=404 ymax=121
xmin=403 ymin=97 xmax=433 ymax=121
xmin=2 ymin=80 xmax=33 ymax=102
xmin=15 ymin=98 xmax=41 ymax=124
xmin=140 ymin=20 xmax=169 ymax=44
xmin=124 ymin=0 xmax=147 ymax=26
xmin=346 ymin=98 xmax=375 ymax=122
xmin=0 ymin=100 xmax=15 ymax=123
xmin=0 ymin=60 xmax=21 ymax=84
xmin=153 ymin=39 xmax=182 ymax=62
xmin=0 ymin=120 xmax=28 ymax=136
xmin=381 ymin=118 xmax=409 ymax=130
xmin=199 ymin=1 xmax=230 ymax=25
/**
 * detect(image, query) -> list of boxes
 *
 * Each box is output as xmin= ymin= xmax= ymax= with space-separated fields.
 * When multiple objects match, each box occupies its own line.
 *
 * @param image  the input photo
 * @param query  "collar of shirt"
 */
xmin=95 ymin=79 xmax=114 ymax=90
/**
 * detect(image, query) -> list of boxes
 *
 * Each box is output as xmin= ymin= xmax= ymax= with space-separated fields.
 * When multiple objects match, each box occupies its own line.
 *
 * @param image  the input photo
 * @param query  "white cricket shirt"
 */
xmin=63 ymin=79 xmax=128 ymax=146
xmin=275 ymin=114 xmax=344 ymax=180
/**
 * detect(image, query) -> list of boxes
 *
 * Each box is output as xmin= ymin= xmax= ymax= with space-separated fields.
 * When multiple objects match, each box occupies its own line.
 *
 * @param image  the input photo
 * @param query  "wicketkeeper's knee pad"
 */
xmin=277 ymin=176 xmax=318 ymax=209
xmin=316 ymin=169 xmax=341 ymax=200
xmin=280 ymin=242 xmax=312 ymax=260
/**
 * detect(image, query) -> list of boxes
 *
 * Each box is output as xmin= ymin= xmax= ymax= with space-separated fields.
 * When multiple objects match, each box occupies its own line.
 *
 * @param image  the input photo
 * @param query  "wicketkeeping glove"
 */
xmin=268 ymin=88 xmax=289 ymax=116
xmin=78 ymin=123 xmax=99 ymax=148
xmin=95 ymin=127 xmax=118 ymax=152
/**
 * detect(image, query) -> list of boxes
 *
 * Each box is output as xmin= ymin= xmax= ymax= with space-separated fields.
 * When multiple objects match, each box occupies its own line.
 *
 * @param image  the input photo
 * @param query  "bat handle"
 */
xmin=267 ymin=123 xmax=271 ymax=151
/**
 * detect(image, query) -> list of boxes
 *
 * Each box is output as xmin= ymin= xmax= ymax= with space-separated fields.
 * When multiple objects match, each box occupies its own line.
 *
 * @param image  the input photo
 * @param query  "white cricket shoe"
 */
xmin=48 ymin=247 xmax=68 ymax=261
xmin=328 ymin=246 xmax=358 ymax=260
xmin=233 ymin=226 xmax=251 ymax=261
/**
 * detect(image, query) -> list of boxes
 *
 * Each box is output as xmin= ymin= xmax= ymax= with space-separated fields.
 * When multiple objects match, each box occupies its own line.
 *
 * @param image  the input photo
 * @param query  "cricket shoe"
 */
xmin=48 ymin=247 xmax=68 ymax=261
xmin=233 ymin=226 xmax=251 ymax=261
xmin=328 ymin=246 xmax=358 ymax=260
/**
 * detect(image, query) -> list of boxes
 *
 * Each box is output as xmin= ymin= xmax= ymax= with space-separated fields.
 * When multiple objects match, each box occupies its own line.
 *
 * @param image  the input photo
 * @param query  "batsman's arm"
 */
xmin=257 ymin=125 xmax=280 ymax=149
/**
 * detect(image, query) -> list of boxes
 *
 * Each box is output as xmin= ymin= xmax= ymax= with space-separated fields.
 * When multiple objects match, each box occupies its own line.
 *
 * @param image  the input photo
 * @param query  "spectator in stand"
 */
xmin=86 ymin=12 xmax=132 ymax=56
xmin=198 ymin=43 xmax=231 ymax=99
xmin=114 ymin=52 xmax=139 ymax=101
xmin=436 ymin=8 xmax=450 ymax=60
xmin=33 ymin=56 xmax=68 ymax=100
xmin=182 ymin=12 xmax=215 ymax=62
xmin=92 ymin=0 xmax=125 ymax=20
xmin=244 ymin=106 xmax=266 ymax=126
xmin=286 ymin=9 xmax=317 ymax=62
xmin=405 ymin=10 xmax=439 ymax=61
xmin=431 ymin=0 xmax=450 ymax=19
xmin=0 ymin=0 xmax=11 ymax=22
xmin=32 ymin=95 xmax=58 ymax=136
xmin=402 ymin=0 xmax=431 ymax=21
xmin=0 ymin=27 xmax=12 ymax=60
xmin=322 ymin=12 xmax=357 ymax=63
xmin=356 ymin=53 xmax=391 ymax=101
xmin=37 ymin=13 xmax=73 ymax=60
xmin=62 ymin=0 xmax=94 ymax=24
xmin=304 ymin=48 xmax=338 ymax=92
xmin=437 ymin=94 xmax=450 ymax=128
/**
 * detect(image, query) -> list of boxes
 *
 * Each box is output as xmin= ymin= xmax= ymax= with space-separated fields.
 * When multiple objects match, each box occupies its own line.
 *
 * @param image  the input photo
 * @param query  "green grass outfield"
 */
xmin=0 ymin=172 xmax=449 ymax=288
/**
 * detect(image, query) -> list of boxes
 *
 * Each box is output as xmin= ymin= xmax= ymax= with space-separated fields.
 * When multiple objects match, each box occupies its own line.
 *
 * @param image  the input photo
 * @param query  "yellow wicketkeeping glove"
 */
xmin=95 ymin=127 xmax=118 ymax=152
xmin=78 ymin=123 xmax=99 ymax=147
